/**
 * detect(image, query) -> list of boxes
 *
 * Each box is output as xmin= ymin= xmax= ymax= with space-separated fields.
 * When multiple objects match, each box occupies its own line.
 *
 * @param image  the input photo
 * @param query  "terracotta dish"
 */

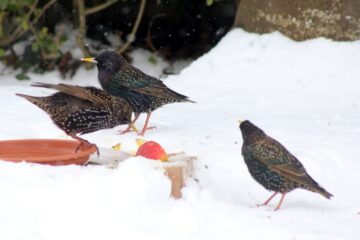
xmin=0 ymin=139 xmax=97 ymax=165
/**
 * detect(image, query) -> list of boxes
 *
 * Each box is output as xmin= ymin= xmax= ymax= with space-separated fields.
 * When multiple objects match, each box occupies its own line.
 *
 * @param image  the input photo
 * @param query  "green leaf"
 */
xmin=0 ymin=13 xmax=3 ymax=37
xmin=45 ymin=41 xmax=56 ymax=53
xmin=16 ymin=73 xmax=30 ymax=80
xmin=22 ymin=0 xmax=35 ymax=5
xmin=31 ymin=42 xmax=39 ymax=52
xmin=41 ymin=27 xmax=48 ymax=35
xmin=20 ymin=20 xmax=28 ymax=30
xmin=0 ymin=0 xmax=9 ymax=10
xmin=12 ymin=0 xmax=34 ymax=6
xmin=148 ymin=55 xmax=157 ymax=65
xmin=60 ymin=35 xmax=67 ymax=43
xmin=206 ymin=0 xmax=214 ymax=6
xmin=0 ymin=48 xmax=5 ymax=57
xmin=7 ymin=3 xmax=19 ymax=12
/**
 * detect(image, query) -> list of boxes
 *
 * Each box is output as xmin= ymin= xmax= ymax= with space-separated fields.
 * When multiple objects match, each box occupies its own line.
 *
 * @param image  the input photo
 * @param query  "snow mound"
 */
xmin=0 ymin=29 xmax=359 ymax=239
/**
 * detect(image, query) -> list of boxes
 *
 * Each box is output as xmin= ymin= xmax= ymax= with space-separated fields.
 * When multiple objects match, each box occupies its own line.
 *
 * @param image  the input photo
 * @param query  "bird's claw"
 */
xmin=138 ymin=126 xmax=157 ymax=136
xmin=119 ymin=123 xmax=139 ymax=135
xmin=119 ymin=128 xmax=137 ymax=135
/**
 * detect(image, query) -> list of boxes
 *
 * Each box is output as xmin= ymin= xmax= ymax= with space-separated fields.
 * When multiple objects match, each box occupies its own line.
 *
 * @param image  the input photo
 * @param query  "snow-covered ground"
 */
xmin=1 ymin=29 xmax=360 ymax=240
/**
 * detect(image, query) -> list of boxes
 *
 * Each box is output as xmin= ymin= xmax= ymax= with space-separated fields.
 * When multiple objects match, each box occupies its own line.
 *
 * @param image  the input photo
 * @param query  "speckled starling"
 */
xmin=239 ymin=120 xmax=333 ymax=210
xmin=16 ymin=82 xmax=134 ymax=155
xmin=81 ymin=51 xmax=195 ymax=136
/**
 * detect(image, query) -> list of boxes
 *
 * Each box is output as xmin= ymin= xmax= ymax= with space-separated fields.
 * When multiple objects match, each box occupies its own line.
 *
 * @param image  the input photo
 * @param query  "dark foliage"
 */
xmin=0 ymin=0 xmax=235 ymax=78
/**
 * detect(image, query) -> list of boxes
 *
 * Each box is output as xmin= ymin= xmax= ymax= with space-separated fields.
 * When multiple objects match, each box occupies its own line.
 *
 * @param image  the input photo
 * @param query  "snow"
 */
xmin=1 ymin=29 xmax=360 ymax=239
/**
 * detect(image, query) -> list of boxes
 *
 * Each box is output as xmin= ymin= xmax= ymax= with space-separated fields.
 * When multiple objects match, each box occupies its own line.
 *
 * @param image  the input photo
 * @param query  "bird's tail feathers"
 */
xmin=168 ymin=88 xmax=195 ymax=103
xmin=304 ymin=175 xmax=333 ymax=199
xmin=134 ymin=86 xmax=196 ymax=103
xmin=16 ymin=93 xmax=41 ymax=104
xmin=314 ymin=185 xmax=333 ymax=199
xmin=15 ymin=93 xmax=49 ymax=110
xmin=32 ymin=82 xmax=107 ymax=105
xmin=185 ymin=98 xmax=196 ymax=103
xmin=31 ymin=82 xmax=58 ymax=90
xmin=306 ymin=174 xmax=333 ymax=199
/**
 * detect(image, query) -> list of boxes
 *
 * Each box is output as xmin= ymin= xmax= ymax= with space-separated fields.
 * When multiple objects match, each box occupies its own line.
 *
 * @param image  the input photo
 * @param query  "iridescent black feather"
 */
xmin=16 ymin=82 xmax=132 ymax=136
xmin=93 ymin=51 xmax=194 ymax=114
xmin=239 ymin=120 xmax=333 ymax=199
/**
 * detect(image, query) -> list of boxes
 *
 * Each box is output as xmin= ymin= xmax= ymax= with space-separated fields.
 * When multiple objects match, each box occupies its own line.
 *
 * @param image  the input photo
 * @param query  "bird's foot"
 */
xmin=119 ymin=123 xmax=139 ymax=135
xmin=119 ymin=128 xmax=135 ymax=135
xmin=119 ymin=127 xmax=137 ymax=135
xmin=138 ymin=126 xmax=157 ymax=136
xmin=256 ymin=203 xmax=281 ymax=212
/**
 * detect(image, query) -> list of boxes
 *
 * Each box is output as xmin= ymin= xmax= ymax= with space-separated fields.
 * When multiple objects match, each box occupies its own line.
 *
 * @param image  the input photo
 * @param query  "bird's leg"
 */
xmin=119 ymin=123 xmax=139 ymax=134
xmin=260 ymin=192 xmax=278 ymax=206
xmin=138 ymin=112 xmax=157 ymax=136
xmin=119 ymin=113 xmax=140 ymax=134
xmin=69 ymin=134 xmax=99 ymax=156
xmin=274 ymin=193 xmax=287 ymax=211
xmin=129 ymin=123 xmax=138 ymax=132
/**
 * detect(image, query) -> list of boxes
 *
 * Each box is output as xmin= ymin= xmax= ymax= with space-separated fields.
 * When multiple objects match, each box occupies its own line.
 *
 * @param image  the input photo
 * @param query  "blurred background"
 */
xmin=0 ymin=0 xmax=359 ymax=79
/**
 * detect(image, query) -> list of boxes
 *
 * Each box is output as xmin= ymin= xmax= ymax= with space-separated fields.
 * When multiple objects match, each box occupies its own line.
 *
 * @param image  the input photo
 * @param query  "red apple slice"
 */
xmin=136 ymin=141 xmax=168 ymax=161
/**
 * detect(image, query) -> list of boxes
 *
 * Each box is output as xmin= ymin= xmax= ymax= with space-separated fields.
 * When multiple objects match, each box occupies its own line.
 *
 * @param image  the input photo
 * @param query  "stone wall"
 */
xmin=234 ymin=0 xmax=360 ymax=41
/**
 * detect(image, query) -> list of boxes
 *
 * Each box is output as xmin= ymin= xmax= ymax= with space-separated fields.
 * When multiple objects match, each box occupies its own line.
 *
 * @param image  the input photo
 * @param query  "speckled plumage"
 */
xmin=239 ymin=120 xmax=333 ymax=210
xmin=84 ymin=51 xmax=194 ymax=135
xmin=16 ymin=82 xmax=133 ymax=153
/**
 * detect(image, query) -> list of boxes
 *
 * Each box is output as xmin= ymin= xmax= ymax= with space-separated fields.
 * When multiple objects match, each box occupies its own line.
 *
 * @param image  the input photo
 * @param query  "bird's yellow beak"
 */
xmin=80 ymin=57 xmax=98 ymax=64
xmin=238 ymin=119 xmax=243 ymax=124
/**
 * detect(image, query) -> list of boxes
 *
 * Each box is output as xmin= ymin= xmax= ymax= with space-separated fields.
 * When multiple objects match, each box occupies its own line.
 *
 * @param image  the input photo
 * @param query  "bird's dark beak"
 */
xmin=80 ymin=57 xmax=98 ymax=64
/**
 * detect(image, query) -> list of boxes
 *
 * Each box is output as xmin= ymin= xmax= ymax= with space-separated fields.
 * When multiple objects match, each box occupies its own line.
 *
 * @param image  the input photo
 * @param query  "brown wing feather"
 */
xmin=31 ymin=82 xmax=108 ymax=105
xmin=268 ymin=165 xmax=316 ymax=187
xmin=132 ymin=86 xmax=190 ymax=101
xmin=254 ymin=138 xmax=318 ymax=188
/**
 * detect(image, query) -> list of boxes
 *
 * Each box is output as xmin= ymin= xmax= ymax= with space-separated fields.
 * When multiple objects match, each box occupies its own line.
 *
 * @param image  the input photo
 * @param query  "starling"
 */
xmin=16 ymin=82 xmax=135 ymax=155
xmin=81 ymin=51 xmax=195 ymax=136
xmin=239 ymin=120 xmax=333 ymax=210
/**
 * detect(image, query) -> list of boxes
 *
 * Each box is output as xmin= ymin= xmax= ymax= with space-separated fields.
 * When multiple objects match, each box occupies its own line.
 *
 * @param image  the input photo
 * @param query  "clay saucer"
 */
xmin=0 ymin=139 xmax=97 ymax=165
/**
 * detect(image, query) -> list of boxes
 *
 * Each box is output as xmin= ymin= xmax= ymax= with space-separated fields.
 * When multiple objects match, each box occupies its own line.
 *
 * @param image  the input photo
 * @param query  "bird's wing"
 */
xmin=112 ymin=68 xmax=191 ymax=101
xmin=269 ymin=163 xmax=319 ymax=188
xmin=66 ymin=109 xmax=111 ymax=135
xmin=253 ymin=139 xmax=316 ymax=186
xmin=32 ymin=82 xmax=108 ymax=105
